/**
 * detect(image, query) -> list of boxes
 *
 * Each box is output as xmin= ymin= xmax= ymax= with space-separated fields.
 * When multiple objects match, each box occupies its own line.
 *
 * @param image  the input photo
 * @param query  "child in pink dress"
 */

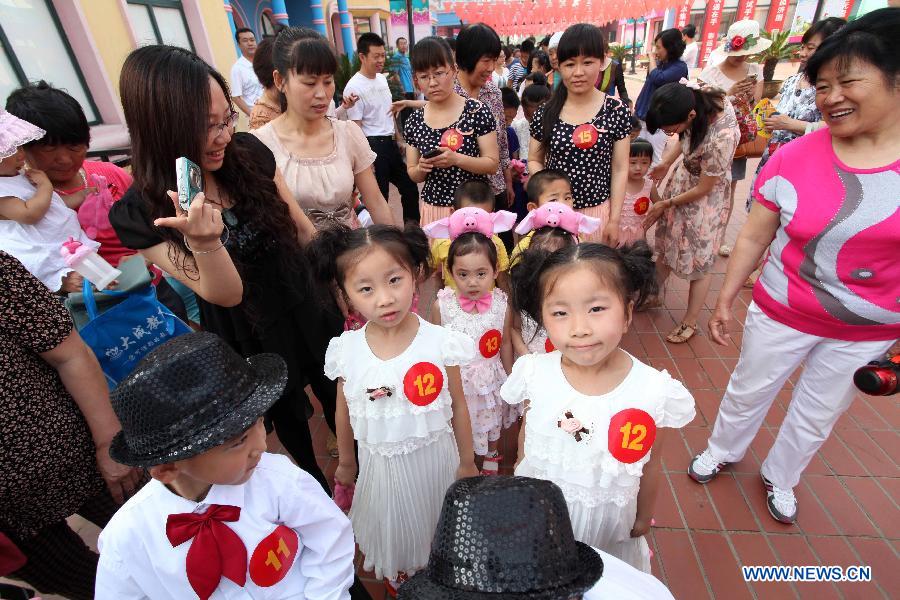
xmin=618 ymin=138 xmax=661 ymax=247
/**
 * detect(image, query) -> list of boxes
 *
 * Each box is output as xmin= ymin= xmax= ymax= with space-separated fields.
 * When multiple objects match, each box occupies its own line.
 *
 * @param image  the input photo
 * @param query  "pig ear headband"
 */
xmin=423 ymin=207 xmax=517 ymax=240
xmin=514 ymin=201 xmax=602 ymax=236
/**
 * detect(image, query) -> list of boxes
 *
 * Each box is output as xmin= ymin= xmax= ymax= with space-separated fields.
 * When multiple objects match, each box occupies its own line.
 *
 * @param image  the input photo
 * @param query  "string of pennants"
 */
xmin=445 ymin=0 xmax=689 ymax=36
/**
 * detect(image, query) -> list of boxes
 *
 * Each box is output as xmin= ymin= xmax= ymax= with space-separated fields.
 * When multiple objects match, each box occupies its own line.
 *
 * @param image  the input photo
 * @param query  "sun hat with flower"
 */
xmin=0 ymin=108 xmax=45 ymax=161
xmin=717 ymin=19 xmax=772 ymax=57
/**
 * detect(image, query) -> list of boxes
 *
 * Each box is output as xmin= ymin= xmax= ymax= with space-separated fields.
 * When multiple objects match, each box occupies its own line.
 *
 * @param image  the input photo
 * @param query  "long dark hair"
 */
xmin=645 ymin=82 xmax=725 ymax=154
xmin=538 ymin=23 xmax=607 ymax=160
xmin=119 ymin=45 xmax=302 ymax=276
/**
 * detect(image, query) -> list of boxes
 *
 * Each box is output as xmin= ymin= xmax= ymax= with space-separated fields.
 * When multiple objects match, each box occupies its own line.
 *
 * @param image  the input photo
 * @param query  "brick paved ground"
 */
xmin=7 ymin=63 xmax=895 ymax=600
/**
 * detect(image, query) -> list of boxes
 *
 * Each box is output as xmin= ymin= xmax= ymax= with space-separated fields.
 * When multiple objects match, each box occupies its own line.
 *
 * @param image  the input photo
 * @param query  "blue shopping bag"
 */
xmin=78 ymin=280 xmax=191 ymax=387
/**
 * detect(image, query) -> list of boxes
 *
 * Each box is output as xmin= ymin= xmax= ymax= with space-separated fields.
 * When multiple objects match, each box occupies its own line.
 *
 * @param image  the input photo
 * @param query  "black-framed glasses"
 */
xmin=208 ymin=110 xmax=239 ymax=140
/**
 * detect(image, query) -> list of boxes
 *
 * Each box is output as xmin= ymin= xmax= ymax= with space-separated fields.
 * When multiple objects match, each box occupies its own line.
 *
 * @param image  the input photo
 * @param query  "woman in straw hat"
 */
xmin=698 ymin=19 xmax=768 ymax=258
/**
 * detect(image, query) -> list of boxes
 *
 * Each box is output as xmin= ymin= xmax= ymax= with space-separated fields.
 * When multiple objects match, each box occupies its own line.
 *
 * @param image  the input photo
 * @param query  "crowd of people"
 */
xmin=0 ymin=8 xmax=897 ymax=600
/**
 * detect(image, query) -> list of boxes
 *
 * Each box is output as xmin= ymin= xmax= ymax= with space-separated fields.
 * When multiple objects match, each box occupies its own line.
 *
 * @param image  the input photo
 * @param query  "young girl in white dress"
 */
xmin=311 ymin=223 xmax=478 ymax=594
xmin=510 ymin=226 xmax=577 ymax=357
xmin=0 ymin=109 xmax=98 ymax=292
xmin=502 ymin=241 xmax=695 ymax=572
xmin=429 ymin=230 xmax=514 ymax=473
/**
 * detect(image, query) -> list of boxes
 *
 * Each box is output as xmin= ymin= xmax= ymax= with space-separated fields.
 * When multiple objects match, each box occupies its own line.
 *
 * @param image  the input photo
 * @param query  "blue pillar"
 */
xmin=336 ymin=0 xmax=354 ymax=55
xmin=224 ymin=0 xmax=240 ymax=56
xmin=271 ymin=0 xmax=290 ymax=24
xmin=310 ymin=0 xmax=327 ymax=35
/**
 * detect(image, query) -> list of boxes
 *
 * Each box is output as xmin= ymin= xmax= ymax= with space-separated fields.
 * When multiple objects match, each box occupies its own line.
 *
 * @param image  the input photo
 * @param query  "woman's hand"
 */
xmin=60 ymin=271 xmax=84 ymax=294
xmin=427 ymin=146 xmax=458 ymax=169
xmin=763 ymin=113 xmax=799 ymax=134
xmin=727 ymin=78 xmax=755 ymax=98
xmin=630 ymin=516 xmax=652 ymax=538
xmin=649 ymin=161 xmax=671 ymax=182
xmin=334 ymin=462 xmax=358 ymax=487
xmin=390 ymin=99 xmax=411 ymax=116
xmin=416 ymin=156 xmax=435 ymax=175
xmin=153 ymin=191 xmax=224 ymax=252
xmin=95 ymin=445 xmax=142 ymax=503
xmin=708 ymin=301 xmax=734 ymax=346
xmin=642 ymin=199 xmax=668 ymax=231
xmin=341 ymin=93 xmax=359 ymax=111
xmin=601 ymin=219 xmax=620 ymax=247
xmin=456 ymin=460 xmax=479 ymax=480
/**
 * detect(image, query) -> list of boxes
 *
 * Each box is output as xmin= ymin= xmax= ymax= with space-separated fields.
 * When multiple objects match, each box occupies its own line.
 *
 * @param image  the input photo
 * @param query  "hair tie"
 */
xmin=679 ymin=77 xmax=701 ymax=90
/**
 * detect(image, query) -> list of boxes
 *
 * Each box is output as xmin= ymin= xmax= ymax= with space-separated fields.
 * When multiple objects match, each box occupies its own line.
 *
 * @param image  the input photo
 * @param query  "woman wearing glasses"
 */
xmin=404 ymin=36 xmax=500 ymax=225
xmin=109 ymin=45 xmax=334 ymax=492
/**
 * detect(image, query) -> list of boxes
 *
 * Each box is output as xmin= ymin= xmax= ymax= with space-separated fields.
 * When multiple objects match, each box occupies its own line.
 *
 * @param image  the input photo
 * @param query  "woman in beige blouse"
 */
xmin=252 ymin=27 xmax=393 ymax=229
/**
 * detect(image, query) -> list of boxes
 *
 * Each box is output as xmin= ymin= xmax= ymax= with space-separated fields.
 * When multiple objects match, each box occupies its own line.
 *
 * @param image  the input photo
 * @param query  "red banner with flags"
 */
xmin=675 ymin=0 xmax=692 ymax=28
xmin=765 ymin=0 xmax=791 ymax=32
xmin=698 ymin=0 xmax=724 ymax=67
xmin=736 ymin=0 xmax=758 ymax=21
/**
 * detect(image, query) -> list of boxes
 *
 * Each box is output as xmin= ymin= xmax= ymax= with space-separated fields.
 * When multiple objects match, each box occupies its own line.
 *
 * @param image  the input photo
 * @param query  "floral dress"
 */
xmin=654 ymin=103 xmax=739 ymax=279
xmin=746 ymin=73 xmax=820 ymax=210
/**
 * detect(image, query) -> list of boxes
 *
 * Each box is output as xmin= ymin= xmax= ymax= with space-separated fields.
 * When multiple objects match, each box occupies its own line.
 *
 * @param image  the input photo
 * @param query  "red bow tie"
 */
xmin=459 ymin=292 xmax=492 ymax=314
xmin=166 ymin=504 xmax=247 ymax=600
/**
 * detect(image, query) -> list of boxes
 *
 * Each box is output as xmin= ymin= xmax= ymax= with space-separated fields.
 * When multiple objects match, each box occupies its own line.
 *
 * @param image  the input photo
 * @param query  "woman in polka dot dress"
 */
xmin=527 ymin=24 xmax=632 ymax=244
xmin=404 ymin=37 xmax=500 ymax=226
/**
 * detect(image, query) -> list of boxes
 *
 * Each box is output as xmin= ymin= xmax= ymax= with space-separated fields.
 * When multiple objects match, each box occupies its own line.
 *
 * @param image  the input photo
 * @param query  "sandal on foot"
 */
xmin=666 ymin=323 xmax=697 ymax=344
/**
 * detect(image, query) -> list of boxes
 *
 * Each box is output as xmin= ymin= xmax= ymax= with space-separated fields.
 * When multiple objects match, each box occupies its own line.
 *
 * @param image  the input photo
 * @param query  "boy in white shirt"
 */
xmin=95 ymin=332 xmax=358 ymax=599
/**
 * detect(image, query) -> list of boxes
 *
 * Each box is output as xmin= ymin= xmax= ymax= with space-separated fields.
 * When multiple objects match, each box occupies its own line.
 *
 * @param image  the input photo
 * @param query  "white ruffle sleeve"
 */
xmin=500 ymin=354 xmax=534 ymax=405
xmin=324 ymin=333 xmax=347 ymax=381
xmin=441 ymin=329 xmax=476 ymax=366
xmin=659 ymin=370 xmax=696 ymax=428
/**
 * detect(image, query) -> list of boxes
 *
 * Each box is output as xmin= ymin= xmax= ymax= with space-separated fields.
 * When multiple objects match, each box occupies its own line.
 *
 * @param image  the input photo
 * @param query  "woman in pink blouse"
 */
xmin=688 ymin=10 xmax=899 ymax=525
xmin=252 ymin=27 xmax=394 ymax=230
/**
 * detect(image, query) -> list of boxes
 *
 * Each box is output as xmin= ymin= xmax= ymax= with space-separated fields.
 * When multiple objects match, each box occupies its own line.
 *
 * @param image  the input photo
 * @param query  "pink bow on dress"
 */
xmin=459 ymin=293 xmax=492 ymax=314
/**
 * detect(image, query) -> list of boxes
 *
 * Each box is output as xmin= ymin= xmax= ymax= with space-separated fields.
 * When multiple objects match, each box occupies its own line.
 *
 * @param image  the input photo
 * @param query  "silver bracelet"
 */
xmin=184 ymin=226 xmax=230 ymax=255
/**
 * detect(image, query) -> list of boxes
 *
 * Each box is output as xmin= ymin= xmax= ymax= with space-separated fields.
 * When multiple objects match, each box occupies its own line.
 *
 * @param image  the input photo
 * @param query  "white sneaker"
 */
xmin=762 ymin=474 xmax=798 ymax=524
xmin=688 ymin=449 xmax=729 ymax=483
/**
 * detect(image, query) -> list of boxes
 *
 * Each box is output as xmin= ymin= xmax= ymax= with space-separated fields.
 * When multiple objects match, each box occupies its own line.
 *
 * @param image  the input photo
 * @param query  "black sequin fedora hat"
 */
xmin=399 ymin=476 xmax=603 ymax=600
xmin=109 ymin=332 xmax=287 ymax=467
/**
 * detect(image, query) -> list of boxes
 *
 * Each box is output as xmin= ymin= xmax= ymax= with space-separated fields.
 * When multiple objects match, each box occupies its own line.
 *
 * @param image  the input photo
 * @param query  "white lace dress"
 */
xmin=500 ymin=352 xmax=695 ymax=572
xmin=438 ymin=288 xmax=519 ymax=455
xmin=324 ymin=316 xmax=475 ymax=580
xmin=520 ymin=311 xmax=554 ymax=355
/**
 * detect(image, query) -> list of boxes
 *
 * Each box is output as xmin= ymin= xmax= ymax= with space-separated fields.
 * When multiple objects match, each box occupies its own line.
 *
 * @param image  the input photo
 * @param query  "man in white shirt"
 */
xmin=682 ymin=24 xmax=699 ymax=70
xmin=345 ymin=32 xmax=420 ymax=223
xmin=230 ymin=28 xmax=263 ymax=117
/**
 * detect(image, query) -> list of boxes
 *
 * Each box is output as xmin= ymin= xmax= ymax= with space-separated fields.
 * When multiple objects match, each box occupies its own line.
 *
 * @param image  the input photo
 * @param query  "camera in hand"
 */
xmin=853 ymin=355 xmax=899 ymax=396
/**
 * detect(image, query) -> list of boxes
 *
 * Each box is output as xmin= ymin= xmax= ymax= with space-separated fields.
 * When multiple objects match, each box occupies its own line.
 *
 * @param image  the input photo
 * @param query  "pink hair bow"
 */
xmin=514 ymin=202 xmax=602 ymax=236
xmin=423 ymin=207 xmax=517 ymax=240
xmin=458 ymin=292 xmax=492 ymax=314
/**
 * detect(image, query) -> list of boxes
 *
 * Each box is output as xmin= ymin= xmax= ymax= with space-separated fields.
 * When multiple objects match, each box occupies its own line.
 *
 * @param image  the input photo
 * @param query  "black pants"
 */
xmin=368 ymin=136 xmax=420 ymax=224
xmin=6 ymin=486 xmax=126 ymax=600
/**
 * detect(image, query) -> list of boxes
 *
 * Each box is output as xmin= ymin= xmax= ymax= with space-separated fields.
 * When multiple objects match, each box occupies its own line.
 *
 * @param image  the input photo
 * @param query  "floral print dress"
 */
xmin=654 ymin=102 xmax=739 ymax=280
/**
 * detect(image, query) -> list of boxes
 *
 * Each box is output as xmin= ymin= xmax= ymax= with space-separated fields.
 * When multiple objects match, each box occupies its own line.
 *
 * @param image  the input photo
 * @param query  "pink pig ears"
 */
xmin=423 ymin=207 xmax=517 ymax=240
xmin=514 ymin=202 xmax=603 ymax=236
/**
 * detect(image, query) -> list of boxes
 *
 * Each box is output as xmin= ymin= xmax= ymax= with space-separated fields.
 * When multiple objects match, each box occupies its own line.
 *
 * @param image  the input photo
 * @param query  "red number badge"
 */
xmin=572 ymin=124 xmax=599 ymax=149
xmin=249 ymin=525 xmax=299 ymax=587
xmin=440 ymin=128 xmax=465 ymax=152
xmin=479 ymin=329 xmax=502 ymax=358
xmin=544 ymin=338 xmax=555 ymax=353
xmin=403 ymin=362 xmax=444 ymax=406
xmin=607 ymin=408 xmax=657 ymax=464
xmin=633 ymin=196 xmax=651 ymax=215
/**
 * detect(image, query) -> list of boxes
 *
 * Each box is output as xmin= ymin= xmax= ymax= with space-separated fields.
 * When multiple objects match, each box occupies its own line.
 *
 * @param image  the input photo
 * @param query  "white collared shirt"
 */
xmin=231 ymin=55 xmax=264 ymax=107
xmin=95 ymin=453 xmax=355 ymax=599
